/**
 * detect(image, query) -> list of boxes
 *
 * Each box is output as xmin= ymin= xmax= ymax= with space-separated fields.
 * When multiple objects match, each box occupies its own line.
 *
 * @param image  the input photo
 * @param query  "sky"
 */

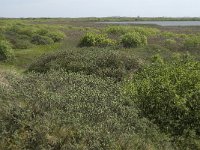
xmin=0 ymin=0 xmax=200 ymax=18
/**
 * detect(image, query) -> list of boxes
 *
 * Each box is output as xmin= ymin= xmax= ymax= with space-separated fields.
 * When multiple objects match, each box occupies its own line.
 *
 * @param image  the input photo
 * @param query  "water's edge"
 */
xmin=98 ymin=21 xmax=200 ymax=26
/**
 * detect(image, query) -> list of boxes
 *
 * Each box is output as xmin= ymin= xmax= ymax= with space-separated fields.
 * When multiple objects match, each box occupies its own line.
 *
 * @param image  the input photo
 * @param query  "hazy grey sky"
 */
xmin=0 ymin=0 xmax=200 ymax=18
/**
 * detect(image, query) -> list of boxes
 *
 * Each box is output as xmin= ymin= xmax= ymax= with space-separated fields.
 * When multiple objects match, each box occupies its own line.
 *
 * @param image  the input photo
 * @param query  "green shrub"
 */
xmin=31 ymin=34 xmax=54 ymax=45
xmin=79 ymin=32 xmax=116 ymax=47
xmin=0 ymin=70 xmax=173 ymax=150
xmin=132 ymin=26 xmax=160 ymax=37
xmin=120 ymin=32 xmax=147 ymax=48
xmin=0 ymin=40 xmax=14 ymax=61
xmin=161 ymin=32 xmax=177 ymax=38
xmin=106 ymin=26 xmax=128 ymax=35
xmin=0 ymin=34 xmax=5 ymax=41
xmin=47 ymin=31 xmax=65 ymax=42
xmin=106 ymin=26 xmax=160 ymax=37
xmin=4 ymin=24 xmax=65 ymax=48
xmin=28 ymin=48 xmax=141 ymax=81
xmin=184 ymin=36 xmax=200 ymax=50
xmin=164 ymin=39 xmax=177 ymax=49
xmin=12 ymin=39 xmax=33 ymax=49
xmin=36 ymin=28 xmax=49 ymax=36
xmin=124 ymin=55 xmax=200 ymax=148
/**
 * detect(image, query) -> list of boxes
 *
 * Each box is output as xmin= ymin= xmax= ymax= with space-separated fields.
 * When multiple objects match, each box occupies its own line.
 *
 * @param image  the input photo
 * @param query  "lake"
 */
xmin=99 ymin=21 xmax=200 ymax=26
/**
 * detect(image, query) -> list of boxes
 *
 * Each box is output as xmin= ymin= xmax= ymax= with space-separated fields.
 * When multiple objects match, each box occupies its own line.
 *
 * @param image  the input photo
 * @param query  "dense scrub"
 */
xmin=2 ymin=23 xmax=65 ymax=49
xmin=0 ymin=70 xmax=172 ymax=150
xmin=79 ymin=32 xmax=116 ymax=47
xmin=120 ymin=32 xmax=147 ymax=48
xmin=184 ymin=36 xmax=200 ymax=51
xmin=1 ymin=19 xmax=200 ymax=150
xmin=0 ymin=40 xmax=14 ymax=61
xmin=28 ymin=48 xmax=142 ymax=81
xmin=105 ymin=26 xmax=160 ymax=37
xmin=124 ymin=55 xmax=200 ymax=149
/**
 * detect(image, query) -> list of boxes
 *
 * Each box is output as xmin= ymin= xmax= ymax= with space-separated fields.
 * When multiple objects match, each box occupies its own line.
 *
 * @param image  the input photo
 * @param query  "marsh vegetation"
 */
xmin=0 ymin=18 xmax=200 ymax=150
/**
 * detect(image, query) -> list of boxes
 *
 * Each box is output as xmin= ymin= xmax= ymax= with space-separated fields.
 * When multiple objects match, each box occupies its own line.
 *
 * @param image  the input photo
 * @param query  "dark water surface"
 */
xmin=99 ymin=21 xmax=200 ymax=26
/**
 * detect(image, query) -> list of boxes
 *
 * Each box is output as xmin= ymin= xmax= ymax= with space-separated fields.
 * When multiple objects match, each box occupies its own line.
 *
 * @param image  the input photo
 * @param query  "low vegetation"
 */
xmin=0 ymin=40 xmax=14 ymax=61
xmin=124 ymin=55 xmax=200 ymax=149
xmin=0 ymin=18 xmax=200 ymax=150
xmin=79 ymin=32 xmax=116 ymax=47
xmin=28 ymin=48 xmax=142 ymax=81
xmin=120 ymin=32 xmax=147 ymax=48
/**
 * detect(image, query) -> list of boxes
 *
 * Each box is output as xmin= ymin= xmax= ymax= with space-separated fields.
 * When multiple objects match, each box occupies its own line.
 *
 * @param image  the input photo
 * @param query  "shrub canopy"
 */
xmin=120 ymin=32 xmax=147 ymax=48
xmin=0 ymin=40 xmax=14 ymax=61
xmin=124 ymin=55 xmax=200 ymax=138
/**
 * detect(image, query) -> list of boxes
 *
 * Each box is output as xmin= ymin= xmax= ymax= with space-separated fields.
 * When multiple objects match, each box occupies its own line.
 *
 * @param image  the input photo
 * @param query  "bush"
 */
xmin=31 ymin=34 xmax=54 ymax=45
xmin=36 ymin=28 xmax=49 ymax=36
xmin=12 ymin=39 xmax=33 ymax=49
xmin=124 ymin=55 xmax=200 ymax=148
xmin=79 ymin=32 xmax=116 ymax=47
xmin=120 ymin=32 xmax=147 ymax=48
xmin=28 ymin=48 xmax=142 ymax=81
xmin=47 ymin=31 xmax=65 ymax=42
xmin=106 ymin=26 xmax=129 ymax=35
xmin=184 ymin=36 xmax=200 ymax=50
xmin=4 ymin=24 xmax=65 ymax=48
xmin=164 ymin=39 xmax=177 ymax=49
xmin=0 ymin=70 xmax=172 ymax=150
xmin=0 ymin=40 xmax=14 ymax=61
xmin=106 ymin=26 xmax=160 ymax=37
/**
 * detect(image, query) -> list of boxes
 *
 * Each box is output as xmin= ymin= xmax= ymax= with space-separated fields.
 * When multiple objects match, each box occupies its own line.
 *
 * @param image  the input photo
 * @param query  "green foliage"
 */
xmin=12 ymin=38 xmax=33 ymax=49
xmin=124 ymin=55 xmax=200 ymax=148
xmin=120 ymin=32 xmax=147 ymax=48
xmin=184 ymin=36 xmax=200 ymax=50
xmin=0 ymin=40 xmax=14 ymax=61
xmin=0 ymin=70 xmax=172 ymax=150
xmin=106 ymin=26 xmax=129 ymax=35
xmin=106 ymin=26 xmax=160 ymax=37
xmin=165 ymin=39 xmax=177 ymax=45
xmin=3 ymin=23 xmax=65 ymax=49
xmin=28 ymin=48 xmax=142 ymax=81
xmin=31 ymin=34 xmax=54 ymax=45
xmin=47 ymin=31 xmax=65 ymax=42
xmin=79 ymin=32 xmax=116 ymax=47
xmin=164 ymin=39 xmax=177 ymax=49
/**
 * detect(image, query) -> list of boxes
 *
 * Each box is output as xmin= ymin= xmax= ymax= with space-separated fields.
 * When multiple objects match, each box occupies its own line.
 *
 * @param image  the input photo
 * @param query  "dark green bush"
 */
xmin=79 ymin=32 xmax=116 ymax=47
xmin=124 ymin=55 xmax=200 ymax=149
xmin=4 ymin=24 xmax=65 ymax=48
xmin=0 ymin=70 xmax=172 ymax=150
xmin=36 ymin=28 xmax=49 ymax=36
xmin=31 ymin=34 xmax=54 ymax=45
xmin=0 ymin=40 xmax=14 ymax=61
xmin=106 ymin=26 xmax=160 ymax=37
xmin=164 ymin=39 xmax=177 ymax=50
xmin=28 ymin=48 xmax=141 ymax=81
xmin=106 ymin=26 xmax=128 ymax=35
xmin=184 ymin=36 xmax=200 ymax=50
xmin=11 ymin=38 xmax=32 ymax=49
xmin=47 ymin=31 xmax=65 ymax=42
xmin=121 ymin=32 xmax=147 ymax=48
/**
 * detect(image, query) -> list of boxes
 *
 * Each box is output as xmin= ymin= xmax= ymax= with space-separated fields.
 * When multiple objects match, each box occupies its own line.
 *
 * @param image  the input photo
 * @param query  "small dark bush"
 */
xmin=184 ymin=36 xmax=200 ymax=50
xmin=121 ymin=32 xmax=147 ymax=48
xmin=47 ymin=31 xmax=65 ymax=42
xmin=12 ymin=39 xmax=33 ymax=49
xmin=31 ymin=34 xmax=54 ymax=45
xmin=0 ymin=40 xmax=14 ymax=61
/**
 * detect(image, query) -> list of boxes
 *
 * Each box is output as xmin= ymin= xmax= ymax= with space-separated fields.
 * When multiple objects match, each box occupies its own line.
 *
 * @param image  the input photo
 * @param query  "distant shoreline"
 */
xmin=0 ymin=17 xmax=200 ymax=22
